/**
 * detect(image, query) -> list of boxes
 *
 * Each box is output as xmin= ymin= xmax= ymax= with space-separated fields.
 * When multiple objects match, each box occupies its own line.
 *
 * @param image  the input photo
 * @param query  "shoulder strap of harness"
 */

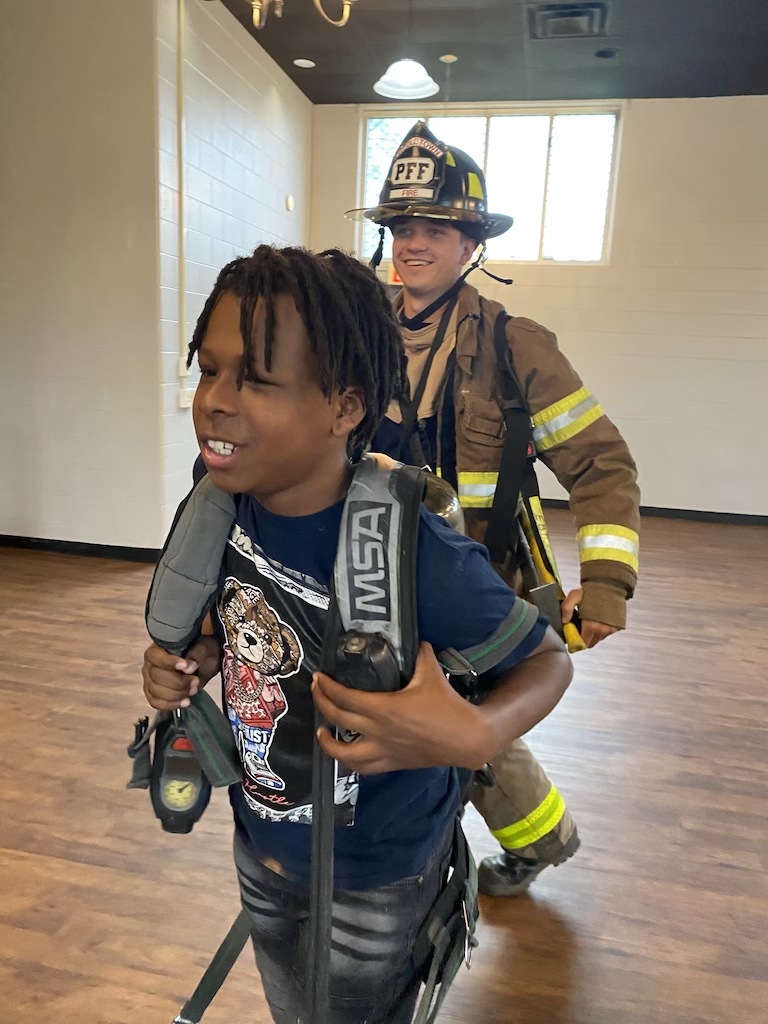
xmin=481 ymin=313 xmax=588 ymax=653
xmin=145 ymin=474 xmax=236 ymax=656
xmin=483 ymin=311 xmax=538 ymax=566
xmin=334 ymin=454 xmax=423 ymax=677
xmin=309 ymin=454 xmax=425 ymax=1024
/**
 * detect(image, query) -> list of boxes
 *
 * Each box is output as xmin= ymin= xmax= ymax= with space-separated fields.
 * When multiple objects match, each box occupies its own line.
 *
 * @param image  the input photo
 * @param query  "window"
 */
xmin=360 ymin=110 xmax=617 ymax=263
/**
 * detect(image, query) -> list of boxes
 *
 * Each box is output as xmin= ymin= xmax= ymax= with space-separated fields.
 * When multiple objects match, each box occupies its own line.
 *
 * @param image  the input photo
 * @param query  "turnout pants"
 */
xmin=470 ymin=737 xmax=576 ymax=862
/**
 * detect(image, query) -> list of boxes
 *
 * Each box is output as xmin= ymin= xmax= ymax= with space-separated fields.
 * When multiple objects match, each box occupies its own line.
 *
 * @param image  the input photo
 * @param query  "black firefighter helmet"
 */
xmin=346 ymin=121 xmax=513 ymax=242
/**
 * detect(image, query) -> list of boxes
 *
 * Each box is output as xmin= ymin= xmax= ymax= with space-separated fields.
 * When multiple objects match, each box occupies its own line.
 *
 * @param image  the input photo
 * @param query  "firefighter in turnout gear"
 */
xmin=347 ymin=122 xmax=641 ymax=896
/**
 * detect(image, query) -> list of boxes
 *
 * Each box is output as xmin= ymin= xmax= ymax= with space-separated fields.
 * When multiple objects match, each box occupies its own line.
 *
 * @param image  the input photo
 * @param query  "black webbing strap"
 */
xmin=398 ymin=274 xmax=466 ymax=331
xmin=437 ymin=350 xmax=458 ymax=490
xmin=182 ymin=690 xmax=243 ymax=788
xmin=167 ymin=600 xmax=343 ymax=1024
xmin=483 ymin=312 xmax=537 ymax=566
xmin=306 ymin=591 xmax=344 ymax=1024
xmin=391 ymin=814 xmax=478 ymax=1024
xmin=126 ymin=714 xmax=164 ymax=789
xmin=172 ymin=910 xmax=252 ymax=1024
xmin=398 ymin=394 xmax=429 ymax=467
xmin=397 ymin=294 xmax=460 ymax=463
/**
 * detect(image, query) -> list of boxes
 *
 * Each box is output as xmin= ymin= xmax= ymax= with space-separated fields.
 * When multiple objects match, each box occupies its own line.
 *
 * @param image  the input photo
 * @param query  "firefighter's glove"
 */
xmin=561 ymin=587 xmax=619 ymax=649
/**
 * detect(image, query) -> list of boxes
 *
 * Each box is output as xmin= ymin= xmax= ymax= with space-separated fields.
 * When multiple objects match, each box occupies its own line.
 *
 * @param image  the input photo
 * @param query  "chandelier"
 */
xmin=247 ymin=0 xmax=358 ymax=28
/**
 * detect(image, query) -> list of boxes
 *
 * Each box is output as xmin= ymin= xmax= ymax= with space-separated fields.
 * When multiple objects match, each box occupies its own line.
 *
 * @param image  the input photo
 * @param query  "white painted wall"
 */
xmin=0 ymin=0 xmax=313 ymax=546
xmin=311 ymin=97 xmax=768 ymax=516
xmin=156 ymin=0 xmax=312 ymax=532
xmin=0 ymin=0 xmax=161 ymax=547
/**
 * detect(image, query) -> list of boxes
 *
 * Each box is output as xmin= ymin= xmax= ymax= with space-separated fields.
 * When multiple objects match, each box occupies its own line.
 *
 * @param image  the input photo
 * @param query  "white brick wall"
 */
xmin=312 ymin=97 xmax=768 ymax=515
xmin=0 ymin=0 xmax=312 ymax=546
xmin=0 ymin=0 xmax=162 ymax=546
xmin=156 ymin=0 xmax=312 ymax=532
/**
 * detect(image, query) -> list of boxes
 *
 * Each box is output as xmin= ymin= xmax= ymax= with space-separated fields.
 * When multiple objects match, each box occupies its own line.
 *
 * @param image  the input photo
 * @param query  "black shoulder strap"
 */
xmin=306 ymin=588 xmax=343 ymax=1024
xmin=483 ymin=311 xmax=536 ymax=566
xmin=309 ymin=456 xmax=425 ymax=1024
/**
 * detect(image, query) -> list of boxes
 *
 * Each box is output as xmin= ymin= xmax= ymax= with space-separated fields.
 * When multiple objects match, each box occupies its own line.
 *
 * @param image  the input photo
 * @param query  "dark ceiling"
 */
xmin=217 ymin=0 xmax=768 ymax=104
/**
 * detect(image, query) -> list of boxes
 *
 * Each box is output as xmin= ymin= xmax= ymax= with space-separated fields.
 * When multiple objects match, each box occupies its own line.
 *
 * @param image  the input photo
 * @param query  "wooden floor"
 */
xmin=1 ymin=512 xmax=767 ymax=1024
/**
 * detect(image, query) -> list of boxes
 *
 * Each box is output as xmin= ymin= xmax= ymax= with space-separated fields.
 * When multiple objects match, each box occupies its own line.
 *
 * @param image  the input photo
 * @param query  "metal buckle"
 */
xmin=462 ymin=900 xmax=473 ymax=969
xmin=441 ymin=648 xmax=480 ymax=703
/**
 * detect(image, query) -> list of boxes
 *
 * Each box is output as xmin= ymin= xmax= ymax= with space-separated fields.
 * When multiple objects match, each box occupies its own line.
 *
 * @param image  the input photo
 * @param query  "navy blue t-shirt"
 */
xmin=213 ymin=489 xmax=546 ymax=890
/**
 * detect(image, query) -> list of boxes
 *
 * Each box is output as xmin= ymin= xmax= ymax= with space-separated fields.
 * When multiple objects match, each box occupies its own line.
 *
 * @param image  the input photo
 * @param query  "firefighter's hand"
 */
xmin=312 ymin=642 xmax=491 ymax=774
xmin=142 ymin=636 xmax=221 ymax=711
xmin=561 ymin=588 xmax=618 ymax=648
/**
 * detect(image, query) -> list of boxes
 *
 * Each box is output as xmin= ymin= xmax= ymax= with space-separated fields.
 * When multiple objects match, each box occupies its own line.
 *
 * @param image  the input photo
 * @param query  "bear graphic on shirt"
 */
xmin=219 ymin=577 xmax=302 ymax=794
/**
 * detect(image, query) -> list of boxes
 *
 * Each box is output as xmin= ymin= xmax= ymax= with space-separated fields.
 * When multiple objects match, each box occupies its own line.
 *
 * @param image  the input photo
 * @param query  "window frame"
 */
xmin=356 ymin=100 xmax=624 ymax=267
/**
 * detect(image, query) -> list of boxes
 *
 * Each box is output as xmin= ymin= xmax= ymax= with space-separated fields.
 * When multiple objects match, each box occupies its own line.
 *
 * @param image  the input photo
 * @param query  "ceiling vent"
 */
xmin=527 ymin=2 xmax=609 ymax=40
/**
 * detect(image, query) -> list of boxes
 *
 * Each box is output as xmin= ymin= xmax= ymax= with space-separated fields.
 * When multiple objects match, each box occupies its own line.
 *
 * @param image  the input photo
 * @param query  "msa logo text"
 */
xmin=346 ymin=501 xmax=391 ymax=620
xmin=391 ymin=156 xmax=435 ymax=185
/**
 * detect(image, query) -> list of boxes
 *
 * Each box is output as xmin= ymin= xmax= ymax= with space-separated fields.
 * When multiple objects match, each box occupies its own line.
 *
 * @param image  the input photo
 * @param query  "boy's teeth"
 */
xmin=208 ymin=440 xmax=235 ymax=455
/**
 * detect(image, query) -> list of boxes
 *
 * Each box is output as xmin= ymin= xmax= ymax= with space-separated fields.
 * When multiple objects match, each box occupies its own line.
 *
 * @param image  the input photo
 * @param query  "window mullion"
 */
xmin=537 ymin=115 xmax=554 ymax=263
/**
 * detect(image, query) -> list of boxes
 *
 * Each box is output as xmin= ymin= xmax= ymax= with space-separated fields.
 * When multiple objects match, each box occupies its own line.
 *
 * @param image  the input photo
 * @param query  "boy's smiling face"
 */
xmin=193 ymin=291 xmax=363 ymax=515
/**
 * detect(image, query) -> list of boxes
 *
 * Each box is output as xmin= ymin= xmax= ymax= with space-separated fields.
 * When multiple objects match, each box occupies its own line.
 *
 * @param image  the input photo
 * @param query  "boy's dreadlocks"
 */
xmin=188 ymin=245 xmax=405 ymax=452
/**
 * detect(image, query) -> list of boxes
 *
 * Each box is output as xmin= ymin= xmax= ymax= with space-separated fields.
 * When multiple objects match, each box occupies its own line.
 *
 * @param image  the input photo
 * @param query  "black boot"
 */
xmin=477 ymin=829 xmax=581 ymax=897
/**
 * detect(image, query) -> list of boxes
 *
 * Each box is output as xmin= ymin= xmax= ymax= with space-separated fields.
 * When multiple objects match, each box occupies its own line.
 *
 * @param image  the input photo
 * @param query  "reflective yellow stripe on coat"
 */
xmin=532 ymin=386 xmax=603 ymax=452
xmin=577 ymin=524 xmax=640 ymax=572
xmin=490 ymin=784 xmax=566 ymax=850
xmin=457 ymin=471 xmax=498 ymax=508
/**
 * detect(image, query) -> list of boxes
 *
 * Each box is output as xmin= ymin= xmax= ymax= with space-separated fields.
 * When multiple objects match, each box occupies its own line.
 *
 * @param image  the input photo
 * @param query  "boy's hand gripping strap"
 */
xmin=145 ymin=475 xmax=236 ymax=656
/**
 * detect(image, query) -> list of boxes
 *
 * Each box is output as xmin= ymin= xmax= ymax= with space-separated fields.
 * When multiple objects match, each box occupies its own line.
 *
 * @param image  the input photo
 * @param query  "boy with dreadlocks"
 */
xmin=142 ymin=245 xmax=572 ymax=1024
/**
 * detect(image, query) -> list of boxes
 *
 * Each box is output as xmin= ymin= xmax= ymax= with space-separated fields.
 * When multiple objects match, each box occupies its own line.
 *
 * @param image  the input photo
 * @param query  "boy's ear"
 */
xmin=332 ymin=386 xmax=366 ymax=439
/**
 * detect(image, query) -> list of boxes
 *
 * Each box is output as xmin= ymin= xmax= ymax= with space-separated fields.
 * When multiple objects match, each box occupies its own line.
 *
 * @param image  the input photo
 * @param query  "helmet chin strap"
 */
xmin=369 ymin=227 xmax=386 ymax=270
xmin=398 ymin=273 xmax=469 ymax=331
xmin=474 ymin=242 xmax=515 ymax=285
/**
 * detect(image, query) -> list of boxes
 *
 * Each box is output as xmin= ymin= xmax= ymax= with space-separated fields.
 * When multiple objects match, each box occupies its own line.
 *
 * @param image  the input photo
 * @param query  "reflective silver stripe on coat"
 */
xmin=577 ymin=534 xmax=639 ymax=558
xmin=458 ymin=483 xmax=497 ymax=498
xmin=532 ymin=392 xmax=601 ymax=447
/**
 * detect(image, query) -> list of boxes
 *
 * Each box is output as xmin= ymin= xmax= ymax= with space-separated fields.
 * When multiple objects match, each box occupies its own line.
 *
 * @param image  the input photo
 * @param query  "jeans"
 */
xmin=233 ymin=828 xmax=452 ymax=1024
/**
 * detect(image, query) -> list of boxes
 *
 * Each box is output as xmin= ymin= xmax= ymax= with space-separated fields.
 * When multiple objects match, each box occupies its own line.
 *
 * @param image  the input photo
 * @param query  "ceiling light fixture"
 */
xmin=293 ymin=58 xmax=317 ymax=68
xmin=439 ymin=53 xmax=457 ymax=103
xmin=373 ymin=58 xmax=439 ymax=100
xmin=247 ymin=0 xmax=358 ymax=29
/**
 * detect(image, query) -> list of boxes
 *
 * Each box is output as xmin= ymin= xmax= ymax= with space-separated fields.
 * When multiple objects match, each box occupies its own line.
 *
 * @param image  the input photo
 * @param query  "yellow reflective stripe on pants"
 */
xmin=458 ymin=471 xmax=497 ymax=509
xmin=577 ymin=524 xmax=640 ymax=572
xmin=532 ymin=387 xmax=603 ymax=452
xmin=489 ymin=784 xmax=566 ymax=850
